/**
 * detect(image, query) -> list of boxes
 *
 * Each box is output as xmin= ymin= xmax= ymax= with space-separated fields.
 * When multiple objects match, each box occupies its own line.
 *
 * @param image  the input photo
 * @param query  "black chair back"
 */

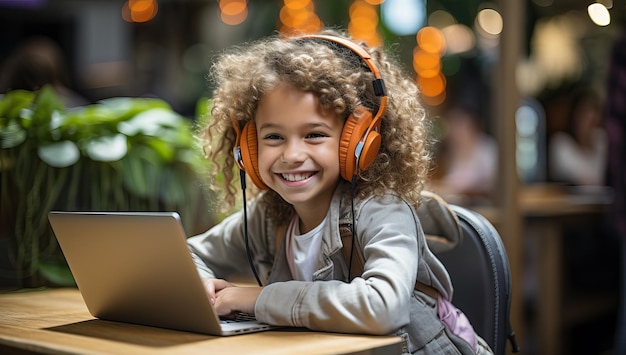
xmin=436 ymin=205 xmax=519 ymax=355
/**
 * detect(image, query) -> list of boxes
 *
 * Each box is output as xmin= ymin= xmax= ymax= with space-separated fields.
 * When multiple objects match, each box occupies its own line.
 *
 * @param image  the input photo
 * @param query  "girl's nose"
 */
xmin=281 ymin=140 xmax=306 ymax=163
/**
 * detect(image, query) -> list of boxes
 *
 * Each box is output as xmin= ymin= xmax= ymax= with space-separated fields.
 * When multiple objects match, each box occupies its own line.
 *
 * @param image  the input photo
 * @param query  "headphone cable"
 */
xmin=348 ymin=175 xmax=357 ymax=281
xmin=240 ymin=169 xmax=263 ymax=287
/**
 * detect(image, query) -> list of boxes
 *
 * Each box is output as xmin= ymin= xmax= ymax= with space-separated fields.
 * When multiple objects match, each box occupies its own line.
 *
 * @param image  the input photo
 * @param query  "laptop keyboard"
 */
xmin=220 ymin=312 xmax=257 ymax=323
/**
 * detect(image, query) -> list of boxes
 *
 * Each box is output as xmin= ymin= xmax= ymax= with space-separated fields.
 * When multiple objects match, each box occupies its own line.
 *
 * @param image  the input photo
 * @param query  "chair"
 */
xmin=435 ymin=205 xmax=520 ymax=355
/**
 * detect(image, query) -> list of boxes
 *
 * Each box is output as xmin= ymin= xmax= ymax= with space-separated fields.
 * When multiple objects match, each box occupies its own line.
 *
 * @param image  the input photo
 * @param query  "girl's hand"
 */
xmin=201 ymin=278 xmax=262 ymax=317
xmin=215 ymin=285 xmax=263 ymax=317
xmin=201 ymin=278 xmax=234 ymax=305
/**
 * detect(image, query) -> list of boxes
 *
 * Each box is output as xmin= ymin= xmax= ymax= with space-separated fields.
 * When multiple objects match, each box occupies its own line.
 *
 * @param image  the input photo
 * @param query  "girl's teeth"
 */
xmin=282 ymin=173 xmax=311 ymax=182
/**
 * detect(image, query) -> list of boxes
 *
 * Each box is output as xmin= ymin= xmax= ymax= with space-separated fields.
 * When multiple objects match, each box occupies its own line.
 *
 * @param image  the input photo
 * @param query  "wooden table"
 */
xmin=0 ymin=288 xmax=403 ymax=354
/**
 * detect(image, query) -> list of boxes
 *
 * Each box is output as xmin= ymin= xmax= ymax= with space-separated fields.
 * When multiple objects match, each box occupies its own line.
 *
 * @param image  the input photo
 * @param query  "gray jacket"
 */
xmin=187 ymin=181 xmax=478 ymax=354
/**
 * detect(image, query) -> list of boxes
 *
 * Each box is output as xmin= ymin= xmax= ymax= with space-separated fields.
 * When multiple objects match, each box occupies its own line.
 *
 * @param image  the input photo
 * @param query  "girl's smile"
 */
xmin=278 ymin=171 xmax=316 ymax=184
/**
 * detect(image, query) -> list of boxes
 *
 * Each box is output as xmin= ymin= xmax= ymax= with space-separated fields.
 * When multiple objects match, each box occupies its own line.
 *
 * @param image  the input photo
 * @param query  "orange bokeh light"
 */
xmin=348 ymin=0 xmax=381 ymax=47
xmin=122 ymin=0 xmax=158 ymax=23
xmin=278 ymin=0 xmax=322 ymax=34
xmin=348 ymin=27 xmax=382 ymax=47
xmin=220 ymin=7 xmax=247 ymax=25
xmin=284 ymin=0 xmax=311 ymax=10
xmin=350 ymin=15 xmax=378 ymax=30
xmin=129 ymin=0 xmax=151 ymax=12
xmin=416 ymin=26 xmax=446 ymax=54
xmin=349 ymin=0 xmax=378 ymax=19
xmin=220 ymin=0 xmax=247 ymax=16
xmin=417 ymin=72 xmax=446 ymax=98
xmin=421 ymin=90 xmax=446 ymax=106
xmin=413 ymin=49 xmax=441 ymax=77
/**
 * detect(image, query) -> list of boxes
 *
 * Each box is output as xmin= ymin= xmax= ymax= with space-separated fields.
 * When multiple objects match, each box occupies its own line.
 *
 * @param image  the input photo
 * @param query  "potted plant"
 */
xmin=0 ymin=86 xmax=214 ymax=288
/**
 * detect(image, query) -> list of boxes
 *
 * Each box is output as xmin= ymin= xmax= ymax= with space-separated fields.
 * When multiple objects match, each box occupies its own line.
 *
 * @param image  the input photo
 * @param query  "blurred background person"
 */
xmin=549 ymin=89 xmax=607 ymax=186
xmin=429 ymin=103 xmax=498 ymax=205
xmin=0 ymin=36 xmax=89 ymax=108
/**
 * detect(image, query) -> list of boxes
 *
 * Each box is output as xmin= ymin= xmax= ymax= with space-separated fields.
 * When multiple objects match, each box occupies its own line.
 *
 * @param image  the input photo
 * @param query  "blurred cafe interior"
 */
xmin=0 ymin=0 xmax=625 ymax=354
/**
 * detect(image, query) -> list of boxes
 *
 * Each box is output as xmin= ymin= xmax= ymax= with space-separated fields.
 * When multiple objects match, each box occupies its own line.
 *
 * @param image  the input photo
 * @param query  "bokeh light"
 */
xmin=278 ymin=0 xmax=322 ymax=35
xmin=428 ymin=9 xmax=456 ymax=28
xmin=348 ymin=0 xmax=382 ymax=46
xmin=441 ymin=24 xmax=475 ymax=55
xmin=476 ymin=8 xmax=503 ymax=37
xmin=588 ymin=3 xmax=611 ymax=26
xmin=381 ymin=0 xmax=425 ymax=35
xmin=413 ymin=48 xmax=441 ymax=77
xmin=417 ymin=26 xmax=446 ymax=54
xmin=122 ymin=0 xmax=158 ymax=23
xmin=414 ymin=26 xmax=447 ymax=106
xmin=218 ymin=0 xmax=248 ymax=26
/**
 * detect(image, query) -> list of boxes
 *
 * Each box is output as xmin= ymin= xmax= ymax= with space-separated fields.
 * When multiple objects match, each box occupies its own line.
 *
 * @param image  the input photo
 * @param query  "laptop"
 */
xmin=48 ymin=211 xmax=274 ymax=336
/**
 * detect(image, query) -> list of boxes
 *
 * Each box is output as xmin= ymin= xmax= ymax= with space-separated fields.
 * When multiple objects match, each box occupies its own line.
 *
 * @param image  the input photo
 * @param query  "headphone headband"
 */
xmin=296 ymin=34 xmax=388 ymax=102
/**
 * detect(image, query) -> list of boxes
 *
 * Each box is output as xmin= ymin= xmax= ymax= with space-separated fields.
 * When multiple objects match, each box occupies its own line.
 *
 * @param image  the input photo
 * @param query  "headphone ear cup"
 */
xmin=339 ymin=115 xmax=357 ymax=181
xmin=339 ymin=107 xmax=377 ymax=181
xmin=239 ymin=121 xmax=268 ymax=190
xmin=358 ymin=130 xmax=381 ymax=171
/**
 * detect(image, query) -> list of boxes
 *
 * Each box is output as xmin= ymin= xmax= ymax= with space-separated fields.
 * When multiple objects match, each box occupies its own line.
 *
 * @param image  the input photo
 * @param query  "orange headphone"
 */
xmin=232 ymin=34 xmax=388 ymax=190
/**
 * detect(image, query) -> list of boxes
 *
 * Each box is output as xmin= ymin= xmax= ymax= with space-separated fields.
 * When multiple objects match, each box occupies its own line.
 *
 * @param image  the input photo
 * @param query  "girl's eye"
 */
xmin=306 ymin=132 xmax=327 ymax=139
xmin=263 ymin=134 xmax=282 ymax=140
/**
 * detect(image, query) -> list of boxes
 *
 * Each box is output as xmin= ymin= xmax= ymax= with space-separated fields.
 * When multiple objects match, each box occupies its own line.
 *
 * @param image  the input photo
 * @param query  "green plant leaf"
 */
xmin=0 ymin=120 xmax=27 ymax=148
xmin=98 ymin=97 xmax=172 ymax=122
xmin=144 ymin=138 xmax=175 ymax=162
xmin=0 ymin=89 xmax=35 ymax=123
xmin=177 ymin=148 xmax=203 ymax=167
xmin=195 ymin=97 xmax=213 ymax=129
xmin=121 ymin=146 xmax=163 ymax=198
xmin=31 ymin=86 xmax=64 ymax=126
xmin=158 ymin=124 xmax=194 ymax=147
xmin=19 ymin=108 xmax=34 ymax=129
xmin=61 ymin=105 xmax=123 ymax=143
xmin=38 ymin=260 xmax=76 ymax=287
xmin=118 ymin=107 xmax=185 ymax=137
xmin=159 ymin=165 xmax=189 ymax=206
xmin=38 ymin=140 xmax=80 ymax=168
xmin=85 ymin=134 xmax=128 ymax=162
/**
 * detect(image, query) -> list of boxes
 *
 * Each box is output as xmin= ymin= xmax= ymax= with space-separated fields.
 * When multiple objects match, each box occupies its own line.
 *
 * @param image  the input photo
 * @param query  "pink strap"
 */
xmin=437 ymin=297 xmax=478 ymax=353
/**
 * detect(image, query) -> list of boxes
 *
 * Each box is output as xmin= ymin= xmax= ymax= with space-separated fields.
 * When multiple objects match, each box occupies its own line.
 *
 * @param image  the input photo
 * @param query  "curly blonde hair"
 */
xmin=200 ymin=29 xmax=431 ymax=224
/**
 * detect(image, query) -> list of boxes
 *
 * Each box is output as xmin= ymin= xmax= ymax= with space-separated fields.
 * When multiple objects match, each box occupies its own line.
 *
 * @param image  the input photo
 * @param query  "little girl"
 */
xmin=187 ymin=29 xmax=493 ymax=354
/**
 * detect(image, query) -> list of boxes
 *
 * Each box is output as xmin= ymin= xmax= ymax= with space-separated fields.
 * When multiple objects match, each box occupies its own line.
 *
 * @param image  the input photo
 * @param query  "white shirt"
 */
xmin=285 ymin=215 xmax=326 ymax=281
